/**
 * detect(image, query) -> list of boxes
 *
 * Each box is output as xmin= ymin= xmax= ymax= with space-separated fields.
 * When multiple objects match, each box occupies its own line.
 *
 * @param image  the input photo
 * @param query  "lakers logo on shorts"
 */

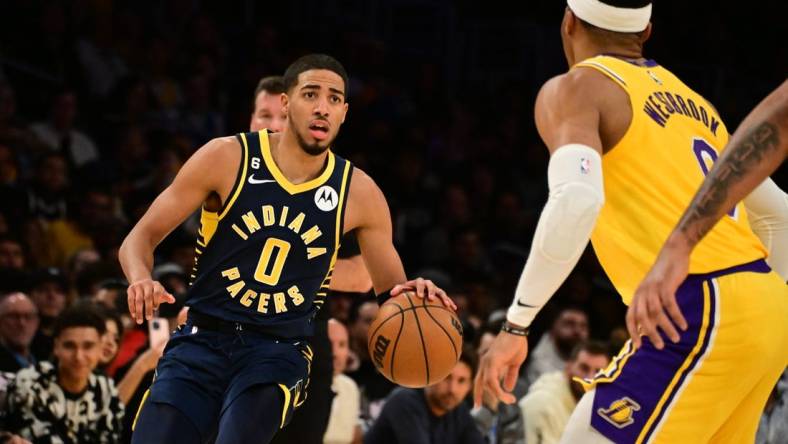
xmin=597 ymin=397 xmax=641 ymax=429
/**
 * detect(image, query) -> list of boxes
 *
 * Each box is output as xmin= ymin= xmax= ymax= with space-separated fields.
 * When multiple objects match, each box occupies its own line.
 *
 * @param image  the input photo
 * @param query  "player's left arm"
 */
xmin=475 ymin=70 xmax=611 ymax=408
xmin=630 ymin=80 xmax=788 ymax=349
xmin=346 ymin=168 xmax=455 ymax=309
xmin=743 ymin=178 xmax=788 ymax=280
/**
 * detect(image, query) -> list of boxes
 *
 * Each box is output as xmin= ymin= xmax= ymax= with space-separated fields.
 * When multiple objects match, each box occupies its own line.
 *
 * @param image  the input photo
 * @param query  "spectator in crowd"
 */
xmin=756 ymin=370 xmax=788 ymax=444
xmin=92 ymin=279 xmax=131 ymax=331
xmin=24 ymin=153 xmax=69 ymax=221
xmin=364 ymin=348 xmax=484 ymax=444
xmin=471 ymin=312 xmax=526 ymax=444
xmin=28 ymin=268 xmax=68 ymax=361
xmin=523 ymin=306 xmax=589 ymax=385
xmin=324 ymin=318 xmax=362 ymax=444
xmin=0 ymin=236 xmax=25 ymax=271
xmin=151 ymin=262 xmax=187 ymax=297
xmin=250 ymin=76 xmax=287 ymax=133
xmin=29 ymin=89 xmax=99 ymax=170
xmin=0 ymin=293 xmax=39 ymax=372
xmin=1 ymin=368 xmax=31 ymax=444
xmin=66 ymin=248 xmax=102 ymax=293
xmin=4 ymin=303 xmax=124 ymax=444
xmin=96 ymin=305 xmax=123 ymax=375
xmin=518 ymin=341 xmax=611 ymax=444
xmin=44 ymin=188 xmax=113 ymax=267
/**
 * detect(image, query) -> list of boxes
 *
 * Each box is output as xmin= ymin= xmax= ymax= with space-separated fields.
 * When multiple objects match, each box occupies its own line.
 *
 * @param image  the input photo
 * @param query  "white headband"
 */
xmin=567 ymin=0 xmax=652 ymax=33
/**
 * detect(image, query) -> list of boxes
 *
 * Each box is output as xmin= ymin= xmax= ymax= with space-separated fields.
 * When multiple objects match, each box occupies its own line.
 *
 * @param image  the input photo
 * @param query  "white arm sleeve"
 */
xmin=744 ymin=178 xmax=788 ymax=280
xmin=507 ymin=144 xmax=605 ymax=327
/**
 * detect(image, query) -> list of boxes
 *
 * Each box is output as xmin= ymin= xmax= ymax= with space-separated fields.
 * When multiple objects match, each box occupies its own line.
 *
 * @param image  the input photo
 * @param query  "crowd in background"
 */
xmin=0 ymin=1 xmax=785 ymax=443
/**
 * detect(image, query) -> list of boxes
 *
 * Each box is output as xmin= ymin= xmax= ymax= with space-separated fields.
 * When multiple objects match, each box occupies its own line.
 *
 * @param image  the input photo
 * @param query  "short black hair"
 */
xmin=252 ymin=76 xmax=285 ymax=110
xmin=283 ymin=54 xmax=349 ymax=96
xmin=53 ymin=302 xmax=106 ymax=339
xmin=95 ymin=303 xmax=123 ymax=339
xmin=459 ymin=346 xmax=479 ymax=378
xmin=569 ymin=340 xmax=612 ymax=361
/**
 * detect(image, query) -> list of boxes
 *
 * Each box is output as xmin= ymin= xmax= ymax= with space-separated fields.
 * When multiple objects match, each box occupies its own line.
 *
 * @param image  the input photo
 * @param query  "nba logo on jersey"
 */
xmin=315 ymin=185 xmax=338 ymax=211
xmin=580 ymin=157 xmax=591 ymax=175
xmin=597 ymin=397 xmax=641 ymax=429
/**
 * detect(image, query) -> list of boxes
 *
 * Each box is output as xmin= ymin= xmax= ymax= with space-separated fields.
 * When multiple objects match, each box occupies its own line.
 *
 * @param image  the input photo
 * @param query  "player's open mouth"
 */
xmin=308 ymin=121 xmax=329 ymax=140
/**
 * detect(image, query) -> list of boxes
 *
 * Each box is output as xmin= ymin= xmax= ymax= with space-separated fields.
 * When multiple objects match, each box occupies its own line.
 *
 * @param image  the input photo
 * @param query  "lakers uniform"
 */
xmin=574 ymin=56 xmax=788 ymax=443
xmin=139 ymin=130 xmax=353 ymax=439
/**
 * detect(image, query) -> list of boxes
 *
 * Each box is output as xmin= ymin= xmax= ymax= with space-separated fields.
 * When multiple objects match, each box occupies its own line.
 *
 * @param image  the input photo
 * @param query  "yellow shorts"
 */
xmin=582 ymin=259 xmax=788 ymax=443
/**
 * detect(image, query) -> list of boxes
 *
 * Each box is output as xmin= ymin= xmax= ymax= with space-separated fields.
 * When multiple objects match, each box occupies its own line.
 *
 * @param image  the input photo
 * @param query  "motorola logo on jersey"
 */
xmin=314 ymin=185 xmax=338 ymax=211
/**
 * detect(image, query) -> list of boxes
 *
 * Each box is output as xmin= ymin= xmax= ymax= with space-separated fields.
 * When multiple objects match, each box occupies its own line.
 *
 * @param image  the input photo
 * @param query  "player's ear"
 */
xmin=562 ymin=7 xmax=576 ymax=36
xmin=341 ymin=102 xmax=348 ymax=124
xmin=640 ymin=23 xmax=653 ymax=44
xmin=280 ymin=93 xmax=289 ymax=114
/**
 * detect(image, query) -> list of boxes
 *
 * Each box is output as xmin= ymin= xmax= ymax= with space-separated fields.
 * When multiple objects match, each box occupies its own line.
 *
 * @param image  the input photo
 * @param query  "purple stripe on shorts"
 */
xmin=590 ymin=274 xmax=713 ymax=443
xmin=640 ymin=279 xmax=717 ymax=442
xmin=588 ymin=259 xmax=768 ymax=442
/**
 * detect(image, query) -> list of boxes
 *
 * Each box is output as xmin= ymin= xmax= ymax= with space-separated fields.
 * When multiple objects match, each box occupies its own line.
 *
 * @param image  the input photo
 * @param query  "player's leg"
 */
xmin=575 ymin=272 xmax=726 ymax=443
xmin=667 ymin=269 xmax=788 ymax=444
xmin=132 ymin=400 xmax=202 ymax=444
xmin=635 ymin=266 xmax=788 ymax=443
xmin=133 ymin=323 xmax=228 ymax=442
xmin=220 ymin=334 xmax=312 ymax=443
xmin=271 ymin=319 xmax=334 ymax=444
xmin=214 ymin=384 xmax=285 ymax=444
xmin=559 ymin=390 xmax=615 ymax=444
xmin=709 ymin=370 xmax=784 ymax=444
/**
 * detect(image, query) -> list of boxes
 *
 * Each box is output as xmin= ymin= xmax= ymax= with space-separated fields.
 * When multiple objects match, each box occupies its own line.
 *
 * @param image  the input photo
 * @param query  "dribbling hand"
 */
xmin=473 ymin=331 xmax=528 ymax=408
xmin=390 ymin=277 xmax=457 ymax=310
xmin=627 ymin=242 xmax=689 ymax=350
xmin=127 ymin=278 xmax=176 ymax=324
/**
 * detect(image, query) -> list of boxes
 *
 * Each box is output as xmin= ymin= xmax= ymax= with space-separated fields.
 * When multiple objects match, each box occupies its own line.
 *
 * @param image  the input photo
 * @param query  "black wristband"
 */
xmin=501 ymin=320 xmax=529 ymax=336
xmin=376 ymin=289 xmax=393 ymax=306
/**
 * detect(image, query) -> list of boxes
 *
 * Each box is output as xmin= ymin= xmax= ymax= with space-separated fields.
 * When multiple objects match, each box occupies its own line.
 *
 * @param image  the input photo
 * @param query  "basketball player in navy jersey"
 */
xmin=250 ymin=73 xmax=374 ymax=444
xmin=120 ymin=54 xmax=454 ymax=444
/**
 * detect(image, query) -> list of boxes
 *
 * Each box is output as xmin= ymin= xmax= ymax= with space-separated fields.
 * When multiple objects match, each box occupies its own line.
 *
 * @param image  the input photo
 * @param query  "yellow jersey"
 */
xmin=574 ymin=55 xmax=767 ymax=304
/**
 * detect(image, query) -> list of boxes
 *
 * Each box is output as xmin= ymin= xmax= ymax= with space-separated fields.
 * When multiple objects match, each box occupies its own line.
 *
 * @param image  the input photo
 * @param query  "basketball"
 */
xmin=367 ymin=292 xmax=463 ymax=388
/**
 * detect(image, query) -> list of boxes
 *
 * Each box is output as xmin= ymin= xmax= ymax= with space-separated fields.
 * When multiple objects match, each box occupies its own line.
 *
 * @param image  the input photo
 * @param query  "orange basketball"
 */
xmin=367 ymin=292 xmax=463 ymax=387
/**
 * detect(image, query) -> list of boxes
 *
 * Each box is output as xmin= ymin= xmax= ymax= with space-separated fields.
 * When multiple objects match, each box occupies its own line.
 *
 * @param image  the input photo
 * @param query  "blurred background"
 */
xmin=0 ymin=1 xmax=785 ymax=442
xmin=1 ymin=0 xmax=784 ymax=337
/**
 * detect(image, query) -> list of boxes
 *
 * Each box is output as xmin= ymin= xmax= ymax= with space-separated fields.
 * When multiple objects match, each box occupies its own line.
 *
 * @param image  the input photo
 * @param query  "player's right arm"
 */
xmin=119 ymin=137 xmax=240 ymax=324
xmin=344 ymin=168 xmax=455 ymax=309
xmin=474 ymin=69 xmax=617 ymax=408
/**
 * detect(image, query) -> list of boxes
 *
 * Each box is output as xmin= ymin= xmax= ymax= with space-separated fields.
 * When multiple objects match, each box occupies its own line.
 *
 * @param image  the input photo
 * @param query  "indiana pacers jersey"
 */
xmin=574 ymin=55 xmax=767 ymax=304
xmin=186 ymin=130 xmax=353 ymax=339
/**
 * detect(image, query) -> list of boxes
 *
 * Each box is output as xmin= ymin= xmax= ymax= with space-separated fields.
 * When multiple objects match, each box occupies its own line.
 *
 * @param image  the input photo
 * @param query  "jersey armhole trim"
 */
xmin=335 ymin=161 xmax=353 ymax=251
xmin=573 ymin=61 xmax=636 ymax=157
xmin=218 ymin=133 xmax=250 ymax=220
xmin=575 ymin=60 xmax=628 ymax=88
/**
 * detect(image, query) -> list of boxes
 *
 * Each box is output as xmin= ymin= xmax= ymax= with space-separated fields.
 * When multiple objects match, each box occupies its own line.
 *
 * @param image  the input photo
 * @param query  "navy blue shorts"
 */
xmin=141 ymin=320 xmax=313 ymax=439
